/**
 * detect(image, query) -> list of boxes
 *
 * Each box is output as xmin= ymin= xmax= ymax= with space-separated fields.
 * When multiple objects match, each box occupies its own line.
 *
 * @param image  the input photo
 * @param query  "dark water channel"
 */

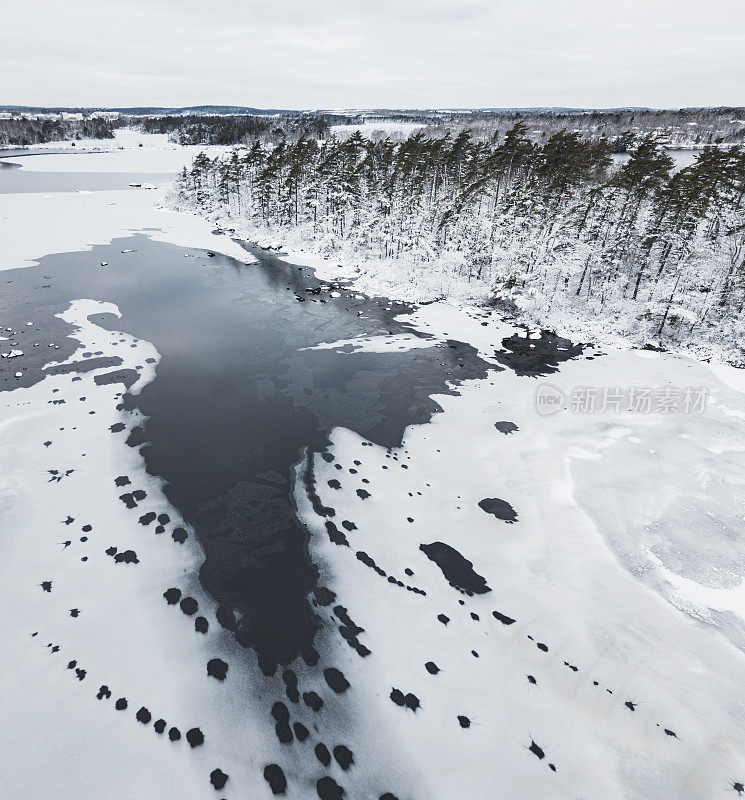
xmin=0 ymin=164 xmax=491 ymax=669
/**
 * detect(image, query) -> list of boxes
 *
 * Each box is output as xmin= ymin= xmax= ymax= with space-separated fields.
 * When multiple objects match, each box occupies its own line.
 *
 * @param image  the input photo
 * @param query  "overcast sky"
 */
xmin=2 ymin=0 xmax=744 ymax=109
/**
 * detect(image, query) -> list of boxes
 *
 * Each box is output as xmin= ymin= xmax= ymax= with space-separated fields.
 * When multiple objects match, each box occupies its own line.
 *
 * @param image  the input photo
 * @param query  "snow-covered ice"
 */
xmin=3 ymin=134 xmax=745 ymax=800
xmin=0 ymin=141 xmax=253 ymax=272
xmin=295 ymin=304 xmax=745 ymax=800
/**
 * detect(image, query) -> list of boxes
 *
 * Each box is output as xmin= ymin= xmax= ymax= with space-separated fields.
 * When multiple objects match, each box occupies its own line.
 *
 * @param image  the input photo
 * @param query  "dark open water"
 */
xmin=0 ymin=161 xmax=488 ymax=669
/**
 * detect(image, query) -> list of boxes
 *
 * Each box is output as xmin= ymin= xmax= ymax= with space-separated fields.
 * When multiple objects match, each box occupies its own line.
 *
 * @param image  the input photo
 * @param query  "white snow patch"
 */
xmin=302 ymin=331 xmax=441 ymax=354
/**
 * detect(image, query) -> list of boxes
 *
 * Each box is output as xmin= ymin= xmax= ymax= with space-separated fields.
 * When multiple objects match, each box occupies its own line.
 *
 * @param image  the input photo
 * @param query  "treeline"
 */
xmin=0 ymin=118 xmax=118 ymax=147
xmin=138 ymin=114 xmax=334 ymax=145
xmin=434 ymin=108 xmax=745 ymax=152
xmin=176 ymin=126 xmax=745 ymax=356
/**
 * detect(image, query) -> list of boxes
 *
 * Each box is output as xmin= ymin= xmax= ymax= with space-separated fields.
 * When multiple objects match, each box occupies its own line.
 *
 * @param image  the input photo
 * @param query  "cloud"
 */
xmin=1 ymin=0 xmax=743 ymax=108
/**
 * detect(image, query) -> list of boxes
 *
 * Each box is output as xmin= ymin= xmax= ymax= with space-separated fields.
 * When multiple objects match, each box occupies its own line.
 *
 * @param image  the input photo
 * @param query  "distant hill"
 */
xmin=5 ymin=104 xmax=744 ymax=116
xmin=0 ymin=105 xmax=301 ymax=115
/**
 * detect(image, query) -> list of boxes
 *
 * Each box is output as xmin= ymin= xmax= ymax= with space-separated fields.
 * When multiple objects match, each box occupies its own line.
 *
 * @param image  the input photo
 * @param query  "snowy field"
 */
xmin=2 ymin=135 xmax=745 ymax=799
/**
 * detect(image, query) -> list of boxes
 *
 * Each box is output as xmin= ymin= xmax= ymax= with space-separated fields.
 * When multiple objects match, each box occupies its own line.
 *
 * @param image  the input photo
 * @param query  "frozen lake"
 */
xmin=2 ymin=142 xmax=745 ymax=800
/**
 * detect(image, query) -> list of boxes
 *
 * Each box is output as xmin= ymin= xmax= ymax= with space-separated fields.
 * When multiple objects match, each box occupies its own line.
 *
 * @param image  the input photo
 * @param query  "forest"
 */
xmin=0 ymin=117 xmax=118 ymax=146
xmin=138 ymin=114 xmax=336 ymax=145
xmin=138 ymin=107 xmax=745 ymax=150
xmin=175 ymin=125 xmax=745 ymax=360
xmin=418 ymin=108 xmax=745 ymax=150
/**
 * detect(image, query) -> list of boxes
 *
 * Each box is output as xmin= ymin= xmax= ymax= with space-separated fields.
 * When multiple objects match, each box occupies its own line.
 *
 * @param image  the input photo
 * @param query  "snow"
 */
xmin=0 ymin=299 xmax=207 ymax=798
xmin=0 ymin=144 xmax=254 ymax=272
xmin=3 ymin=131 xmax=224 ymax=173
xmin=3 ymin=134 xmax=745 ymax=799
xmin=709 ymin=361 xmax=745 ymax=395
xmin=0 ymin=189 xmax=254 ymax=272
xmin=330 ymin=122 xmax=425 ymax=139
xmin=211 ymin=215 xmax=493 ymax=306
xmin=302 ymin=331 xmax=442 ymax=354
xmin=295 ymin=304 xmax=745 ymax=799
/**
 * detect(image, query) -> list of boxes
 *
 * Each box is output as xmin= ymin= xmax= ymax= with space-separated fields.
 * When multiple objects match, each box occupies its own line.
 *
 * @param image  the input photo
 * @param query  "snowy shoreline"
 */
xmin=169 ymin=124 xmax=745 ymax=371
xmin=178 ymin=201 xmax=743 ymax=371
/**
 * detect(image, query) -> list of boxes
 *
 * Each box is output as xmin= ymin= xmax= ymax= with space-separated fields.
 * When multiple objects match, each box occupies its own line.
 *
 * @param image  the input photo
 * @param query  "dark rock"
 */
xmin=325 ymin=520 xmax=349 ymax=546
xmin=179 ymin=596 xmax=198 ymax=615
xmin=275 ymin=722 xmax=293 ymax=744
xmin=195 ymin=616 xmax=209 ymax=633
xmin=315 ymin=742 xmax=331 ymax=766
xmin=492 ymin=610 xmax=515 ymax=625
xmin=113 ymin=549 xmax=139 ymax=564
xmin=186 ymin=727 xmax=204 ymax=747
xmin=163 ymin=587 xmax=181 ymax=605
xmin=293 ymin=721 xmax=309 ymax=741
xmin=207 ymin=658 xmax=228 ymax=680
xmin=529 ymin=740 xmax=545 ymax=759
xmin=172 ymin=527 xmax=188 ymax=543
xmin=316 ymin=775 xmax=344 ymax=800
xmin=303 ymin=691 xmax=323 ymax=712
xmin=324 ymin=667 xmax=350 ymax=694
xmin=390 ymin=688 xmax=405 ymax=706
xmin=420 ymin=542 xmax=490 ymax=594
xmin=314 ymin=587 xmax=336 ymax=606
xmin=210 ymin=768 xmax=228 ymax=791
xmin=263 ymin=764 xmax=287 ymax=795
xmin=333 ymin=744 xmax=354 ymax=770
xmin=271 ymin=702 xmax=290 ymax=724
xmin=478 ymin=497 xmax=518 ymax=523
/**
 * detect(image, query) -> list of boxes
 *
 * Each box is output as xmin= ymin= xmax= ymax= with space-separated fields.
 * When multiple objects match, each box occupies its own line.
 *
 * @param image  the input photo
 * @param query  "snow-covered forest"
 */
xmin=175 ymin=125 xmax=745 ymax=362
xmin=420 ymin=108 xmax=745 ymax=150
xmin=0 ymin=116 xmax=118 ymax=146
xmin=139 ymin=114 xmax=334 ymax=145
